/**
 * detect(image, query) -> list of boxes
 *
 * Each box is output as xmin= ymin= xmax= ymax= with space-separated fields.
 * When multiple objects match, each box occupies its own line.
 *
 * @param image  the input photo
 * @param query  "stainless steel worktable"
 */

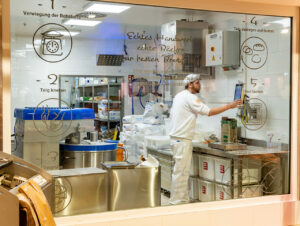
xmin=192 ymin=141 xmax=288 ymax=158
xmin=192 ymin=142 xmax=289 ymax=198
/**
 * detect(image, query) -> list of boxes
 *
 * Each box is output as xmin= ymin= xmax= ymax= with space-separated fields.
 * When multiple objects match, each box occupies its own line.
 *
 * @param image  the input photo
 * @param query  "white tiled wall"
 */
xmin=195 ymin=14 xmax=291 ymax=143
xmin=11 ymin=13 xmax=291 ymax=143
xmin=10 ymin=23 xmax=161 ymax=127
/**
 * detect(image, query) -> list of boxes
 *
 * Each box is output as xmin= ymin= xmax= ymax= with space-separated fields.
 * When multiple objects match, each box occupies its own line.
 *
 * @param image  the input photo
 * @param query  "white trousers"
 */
xmin=169 ymin=137 xmax=193 ymax=205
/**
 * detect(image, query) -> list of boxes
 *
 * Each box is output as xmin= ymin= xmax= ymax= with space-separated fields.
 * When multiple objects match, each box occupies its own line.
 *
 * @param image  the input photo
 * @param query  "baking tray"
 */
xmin=208 ymin=142 xmax=247 ymax=151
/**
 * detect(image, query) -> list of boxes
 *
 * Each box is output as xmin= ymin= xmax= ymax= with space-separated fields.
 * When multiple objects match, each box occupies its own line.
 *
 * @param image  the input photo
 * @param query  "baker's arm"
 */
xmin=208 ymin=99 xmax=241 ymax=116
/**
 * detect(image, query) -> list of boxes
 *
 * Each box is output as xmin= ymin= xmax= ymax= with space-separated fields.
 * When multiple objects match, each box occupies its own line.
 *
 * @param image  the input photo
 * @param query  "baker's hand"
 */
xmin=228 ymin=99 xmax=241 ymax=109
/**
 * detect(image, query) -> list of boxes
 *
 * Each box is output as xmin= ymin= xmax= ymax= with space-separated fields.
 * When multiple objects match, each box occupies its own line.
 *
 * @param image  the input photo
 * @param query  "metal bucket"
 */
xmin=60 ymin=142 xmax=117 ymax=169
xmin=90 ymin=131 xmax=98 ymax=142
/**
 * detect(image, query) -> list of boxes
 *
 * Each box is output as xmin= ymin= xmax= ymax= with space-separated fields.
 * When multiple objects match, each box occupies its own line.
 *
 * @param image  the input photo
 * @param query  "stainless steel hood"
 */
xmin=161 ymin=20 xmax=213 ymax=77
xmin=161 ymin=20 xmax=214 ymax=97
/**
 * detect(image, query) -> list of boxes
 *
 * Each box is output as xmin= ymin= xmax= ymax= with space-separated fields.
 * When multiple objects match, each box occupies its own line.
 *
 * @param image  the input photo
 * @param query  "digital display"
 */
xmin=234 ymin=84 xmax=243 ymax=100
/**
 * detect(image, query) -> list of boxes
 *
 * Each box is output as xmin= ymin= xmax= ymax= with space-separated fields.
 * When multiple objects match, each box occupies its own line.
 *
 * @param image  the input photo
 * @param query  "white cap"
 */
xmin=183 ymin=74 xmax=200 ymax=85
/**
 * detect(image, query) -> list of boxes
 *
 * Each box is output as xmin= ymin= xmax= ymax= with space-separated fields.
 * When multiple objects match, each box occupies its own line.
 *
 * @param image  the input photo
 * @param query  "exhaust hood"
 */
xmin=161 ymin=20 xmax=214 ymax=78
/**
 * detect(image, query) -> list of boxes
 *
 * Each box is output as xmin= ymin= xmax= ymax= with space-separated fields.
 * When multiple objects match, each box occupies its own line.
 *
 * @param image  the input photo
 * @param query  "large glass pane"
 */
xmin=9 ymin=0 xmax=291 ymax=216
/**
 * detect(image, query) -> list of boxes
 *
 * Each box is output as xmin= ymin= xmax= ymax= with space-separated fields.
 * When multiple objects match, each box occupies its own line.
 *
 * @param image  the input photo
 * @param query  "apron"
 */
xmin=169 ymin=137 xmax=193 ymax=205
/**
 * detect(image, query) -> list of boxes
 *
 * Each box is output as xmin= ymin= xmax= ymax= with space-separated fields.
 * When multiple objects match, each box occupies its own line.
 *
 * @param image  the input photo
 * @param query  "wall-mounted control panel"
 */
xmin=206 ymin=31 xmax=240 ymax=67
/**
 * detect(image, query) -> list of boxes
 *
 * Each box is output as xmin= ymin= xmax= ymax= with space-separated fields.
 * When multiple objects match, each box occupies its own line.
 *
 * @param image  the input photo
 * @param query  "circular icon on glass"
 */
xmin=33 ymin=23 xmax=73 ymax=63
xmin=54 ymin=178 xmax=72 ymax=213
xmin=33 ymin=98 xmax=72 ymax=137
xmin=241 ymin=36 xmax=268 ymax=70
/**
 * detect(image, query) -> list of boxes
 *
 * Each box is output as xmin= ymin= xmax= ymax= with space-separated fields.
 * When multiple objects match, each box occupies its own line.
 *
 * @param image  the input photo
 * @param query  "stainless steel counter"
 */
xmin=48 ymin=168 xmax=108 ymax=217
xmin=148 ymin=148 xmax=173 ymax=192
xmin=102 ymin=162 xmax=161 ymax=211
xmin=147 ymin=141 xmax=289 ymax=201
xmin=192 ymin=141 xmax=288 ymax=158
xmin=192 ymin=142 xmax=289 ymax=198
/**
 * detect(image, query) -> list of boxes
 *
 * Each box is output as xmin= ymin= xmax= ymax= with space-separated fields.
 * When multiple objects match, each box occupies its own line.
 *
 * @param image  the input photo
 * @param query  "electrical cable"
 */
xmin=13 ymin=124 xmax=18 ymax=154
xmin=131 ymin=78 xmax=146 ymax=112
xmin=131 ymin=75 xmax=162 ymax=112
xmin=131 ymin=79 xmax=136 ymax=115
xmin=123 ymin=33 xmax=128 ymax=55
xmin=242 ymin=104 xmax=248 ymax=124
xmin=155 ymin=74 xmax=162 ymax=102
xmin=138 ymin=87 xmax=145 ymax=109
xmin=241 ymin=97 xmax=267 ymax=131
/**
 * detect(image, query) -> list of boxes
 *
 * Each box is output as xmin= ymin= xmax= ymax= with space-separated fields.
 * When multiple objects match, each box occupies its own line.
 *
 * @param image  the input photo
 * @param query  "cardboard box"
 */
xmin=221 ymin=118 xmax=237 ymax=143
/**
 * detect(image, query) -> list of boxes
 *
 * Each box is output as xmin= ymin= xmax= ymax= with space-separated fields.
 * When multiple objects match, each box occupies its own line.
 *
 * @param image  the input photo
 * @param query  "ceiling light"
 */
xmin=47 ymin=30 xmax=80 ymax=36
xmin=62 ymin=31 xmax=80 ymax=36
xmin=270 ymin=18 xmax=290 ymax=28
xmin=64 ymin=19 xmax=102 ymax=27
xmin=281 ymin=29 xmax=289 ymax=34
xmin=84 ymin=3 xmax=130 ymax=13
xmin=34 ymin=40 xmax=41 ymax=45
xmin=77 ymin=12 xmax=106 ymax=19
xmin=26 ymin=44 xmax=33 ymax=49
xmin=88 ymin=14 xmax=96 ymax=19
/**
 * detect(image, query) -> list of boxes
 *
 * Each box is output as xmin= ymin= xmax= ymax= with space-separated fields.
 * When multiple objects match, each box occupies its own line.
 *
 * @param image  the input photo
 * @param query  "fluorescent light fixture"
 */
xmin=34 ymin=40 xmax=41 ymax=45
xmin=26 ymin=44 xmax=33 ymax=49
xmin=281 ymin=29 xmax=289 ymax=34
xmin=47 ymin=30 xmax=80 ymax=36
xmin=88 ymin=14 xmax=96 ymax=19
xmin=64 ymin=19 xmax=102 ymax=27
xmin=270 ymin=18 xmax=290 ymax=28
xmin=84 ymin=3 xmax=130 ymax=13
xmin=62 ymin=31 xmax=80 ymax=36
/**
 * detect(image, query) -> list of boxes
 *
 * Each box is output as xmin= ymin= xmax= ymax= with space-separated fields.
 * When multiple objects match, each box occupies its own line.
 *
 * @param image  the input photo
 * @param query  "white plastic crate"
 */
xmin=214 ymin=157 xmax=232 ymax=185
xmin=199 ymin=154 xmax=215 ymax=180
xmin=189 ymin=177 xmax=199 ymax=200
xmin=190 ymin=154 xmax=199 ymax=176
xmin=215 ymin=183 xmax=262 ymax=200
xmin=198 ymin=179 xmax=215 ymax=202
xmin=215 ymin=184 xmax=233 ymax=201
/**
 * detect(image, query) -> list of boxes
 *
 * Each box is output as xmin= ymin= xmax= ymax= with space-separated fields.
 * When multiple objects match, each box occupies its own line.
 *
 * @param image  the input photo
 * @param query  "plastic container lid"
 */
xmin=60 ymin=142 xmax=117 ymax=151
xmin=101 ymin=161 xmax=135 ymax=169
xmin=105 ymin=140 xmax=119 ymax=144
xmin=14 ymin=108 xmax=95 ymax=120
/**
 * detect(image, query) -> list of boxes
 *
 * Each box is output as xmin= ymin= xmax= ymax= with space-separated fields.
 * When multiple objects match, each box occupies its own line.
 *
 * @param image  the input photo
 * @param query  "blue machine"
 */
xmin=14 ymin=107 xmax=96 ymax=170
xmin=14 ymin=107 xmax=95 ymax=121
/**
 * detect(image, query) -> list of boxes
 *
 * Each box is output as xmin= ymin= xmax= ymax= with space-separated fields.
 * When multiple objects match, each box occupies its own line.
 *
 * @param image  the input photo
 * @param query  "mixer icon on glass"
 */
xmin=41 ymin=30 xmax=63 ymax=56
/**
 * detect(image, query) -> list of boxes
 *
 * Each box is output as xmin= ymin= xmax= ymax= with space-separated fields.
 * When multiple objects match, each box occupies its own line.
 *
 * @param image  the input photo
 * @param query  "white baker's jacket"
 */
xmin=169 ymin=90 xmax=210 ymax=140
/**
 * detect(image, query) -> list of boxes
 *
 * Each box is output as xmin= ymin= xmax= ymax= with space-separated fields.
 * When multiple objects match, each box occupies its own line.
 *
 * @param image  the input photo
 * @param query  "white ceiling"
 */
xmin=11 ymin=0 xmax=206 ymax=37
xmin=10 ymin=0 xmax=288 ymax=39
